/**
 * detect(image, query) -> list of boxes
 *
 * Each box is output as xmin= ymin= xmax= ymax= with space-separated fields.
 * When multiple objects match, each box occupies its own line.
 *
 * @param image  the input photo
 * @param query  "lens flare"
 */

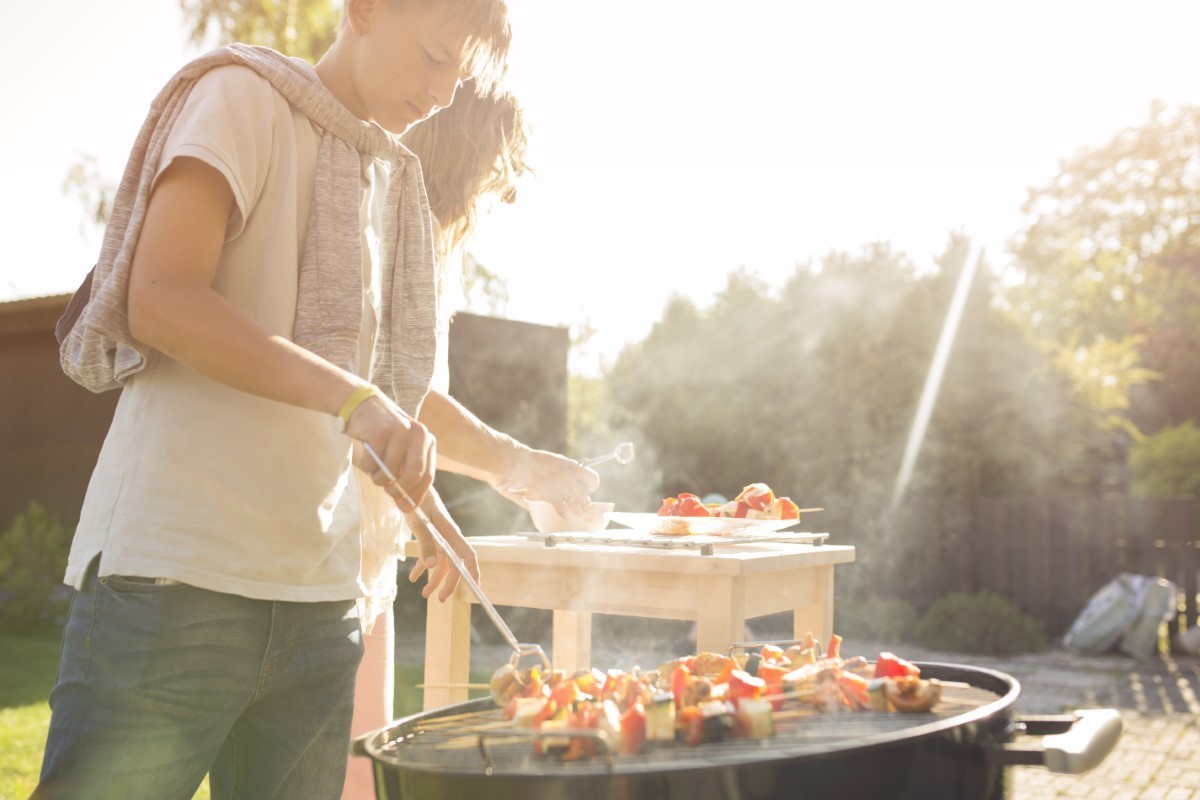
xmin=891 ymin=246 xmax=982 ymax=512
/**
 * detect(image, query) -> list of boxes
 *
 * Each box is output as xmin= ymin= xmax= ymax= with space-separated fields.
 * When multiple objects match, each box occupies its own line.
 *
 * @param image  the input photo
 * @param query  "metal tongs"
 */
xmin=362 ymin=442 xmax=550 ymax=672
xmin=578 ymin=441 xmax=635 ymax=469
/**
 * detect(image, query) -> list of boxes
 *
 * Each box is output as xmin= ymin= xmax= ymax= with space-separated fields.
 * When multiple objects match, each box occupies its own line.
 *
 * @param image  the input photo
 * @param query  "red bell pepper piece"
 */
xmin=727 ymin=669 xmax=766 ymax=707
xmin=534 ymin=696 xmax=559 ymax=726
xmin=550 ymin=679 xmax=580 ymax=709
xmin=678 ymin=705 xmax=706 ymax=746
xmin=657 ymin=497 xmax=679 ymax=516
xmin=873 ymin=652 xmax=921 ymax=679
xmin=760 ymin=644 xmax=786 ymax=665
xmin=670 ymin=662 xmax=691 ymax=710
xmin=776 ymin=497 xmax=800 ymax=520
xmin=757 ymin=663 xmax=788 ymax=711
xmin=561 ymin=701 xmax=598 ymax=760
xmin=826 ymin=634 xmax=842 ymax=661
xmin=619 ymin=700 xmax=647 ymax=755
xmin=735 ymin=483 xmax=775 ymax=511
xmin=674 ymin=493 xmax=712 ymax=517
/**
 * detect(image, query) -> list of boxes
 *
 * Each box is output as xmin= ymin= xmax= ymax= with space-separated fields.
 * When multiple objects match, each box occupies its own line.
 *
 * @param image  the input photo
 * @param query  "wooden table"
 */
xmin=408 ymin=535 xmax=855 ymax=710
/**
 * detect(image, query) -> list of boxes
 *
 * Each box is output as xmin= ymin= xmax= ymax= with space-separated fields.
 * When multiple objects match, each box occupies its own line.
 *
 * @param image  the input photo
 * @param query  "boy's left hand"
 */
xmin=405 ymin=491 xmax=480 ymax=602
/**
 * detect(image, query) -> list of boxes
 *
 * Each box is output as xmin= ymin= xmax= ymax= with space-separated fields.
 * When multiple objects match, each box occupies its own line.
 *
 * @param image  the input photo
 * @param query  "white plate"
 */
xmin=607 ymin=512 xmax=800 ymax=537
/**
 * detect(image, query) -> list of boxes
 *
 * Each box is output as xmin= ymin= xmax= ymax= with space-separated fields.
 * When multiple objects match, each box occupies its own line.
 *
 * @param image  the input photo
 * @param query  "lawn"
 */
xmin=0 ymin=631 xmax=487 ymax=800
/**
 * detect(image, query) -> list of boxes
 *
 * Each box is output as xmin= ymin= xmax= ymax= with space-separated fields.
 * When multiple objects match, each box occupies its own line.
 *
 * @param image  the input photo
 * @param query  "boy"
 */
xmin=35 ymin=1 xmax=527 ymax=798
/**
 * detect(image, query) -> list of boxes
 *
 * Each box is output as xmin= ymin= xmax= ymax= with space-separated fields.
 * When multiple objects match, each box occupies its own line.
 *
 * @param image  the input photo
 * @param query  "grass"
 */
xmin=0 ymin=630 xmax=61 ymax=800
xmin=0 ymin=630 xmax=488 ymax=800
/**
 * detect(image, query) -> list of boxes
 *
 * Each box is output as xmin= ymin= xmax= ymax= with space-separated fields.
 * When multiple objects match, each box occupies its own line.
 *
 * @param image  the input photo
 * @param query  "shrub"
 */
xmin=913 ymin=591 xmax=1047 ymax=655
xmin=833 ymin=591 xmax=920 ymax=643
xmin=0 ymin=501 xmax=73 ymax=635
xmin=1130 ymin=422 xmax=1200 ymax=497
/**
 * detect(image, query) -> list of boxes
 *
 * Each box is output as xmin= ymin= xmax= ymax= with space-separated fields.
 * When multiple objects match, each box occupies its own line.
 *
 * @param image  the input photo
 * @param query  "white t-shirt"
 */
xmin=65 ymin=62 xmax=406 ymax=602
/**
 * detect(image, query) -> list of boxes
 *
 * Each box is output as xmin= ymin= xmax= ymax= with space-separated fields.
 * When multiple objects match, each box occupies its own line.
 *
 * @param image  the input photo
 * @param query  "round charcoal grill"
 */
xmin=353 ymin=662 xmax=1122 ymax=800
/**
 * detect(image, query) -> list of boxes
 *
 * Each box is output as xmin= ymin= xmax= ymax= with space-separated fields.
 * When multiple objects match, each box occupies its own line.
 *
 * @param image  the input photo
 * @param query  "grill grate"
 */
xmin=518 ymin=530 xmax=830 ymax=555
xmin=369 ymin=679 xmax=1005 ymax=776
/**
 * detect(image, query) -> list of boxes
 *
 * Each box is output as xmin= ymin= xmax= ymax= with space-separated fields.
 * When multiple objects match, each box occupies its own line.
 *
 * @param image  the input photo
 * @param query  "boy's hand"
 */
xmin=346 ymin=394 xmax=436 ymax=512
xmin=405 ymin=492 xmax=480 ymax=603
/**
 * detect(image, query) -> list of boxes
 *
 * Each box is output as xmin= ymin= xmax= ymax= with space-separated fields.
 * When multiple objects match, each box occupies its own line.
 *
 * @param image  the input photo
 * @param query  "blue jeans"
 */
xmin=34 ymin=560 xmax=364 ymax=800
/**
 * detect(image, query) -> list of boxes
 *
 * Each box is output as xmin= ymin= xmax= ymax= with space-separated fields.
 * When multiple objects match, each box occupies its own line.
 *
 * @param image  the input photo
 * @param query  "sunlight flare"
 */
xmin=891 ymin=245 xmax=982 ymax=512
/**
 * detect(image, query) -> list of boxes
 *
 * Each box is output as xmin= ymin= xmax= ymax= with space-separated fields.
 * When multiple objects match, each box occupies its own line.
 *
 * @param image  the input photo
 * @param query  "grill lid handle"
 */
xmin=996 ymin=709 xmax=1123 ymax=774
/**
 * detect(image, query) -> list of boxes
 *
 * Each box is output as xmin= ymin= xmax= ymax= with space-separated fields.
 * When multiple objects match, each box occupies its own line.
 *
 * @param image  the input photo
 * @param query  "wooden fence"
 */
xmin=881 ymin=496 xmax=1199 ymax=644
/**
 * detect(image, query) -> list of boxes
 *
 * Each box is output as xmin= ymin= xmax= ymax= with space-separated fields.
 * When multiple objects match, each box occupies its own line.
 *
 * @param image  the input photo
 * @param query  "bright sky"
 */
xmin=3 ymin=1 xmax=1199 ymax=373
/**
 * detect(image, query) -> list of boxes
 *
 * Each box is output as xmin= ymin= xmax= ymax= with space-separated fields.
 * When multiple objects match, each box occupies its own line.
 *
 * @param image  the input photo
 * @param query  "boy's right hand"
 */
xmin=346 ymin=394 xmax=436 ymax=512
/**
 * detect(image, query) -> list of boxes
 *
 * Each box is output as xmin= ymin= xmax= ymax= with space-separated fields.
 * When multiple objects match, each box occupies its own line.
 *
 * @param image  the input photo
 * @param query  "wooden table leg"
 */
xmin=422 ymin=592 xmax=473 ymax=710
xmin=793 ymin=565 xmax=834 ymax=647
xmin=552 ymin=610 xmax=592 ymax=673
xmin=696 ymin=576 xmax=745 ymax=654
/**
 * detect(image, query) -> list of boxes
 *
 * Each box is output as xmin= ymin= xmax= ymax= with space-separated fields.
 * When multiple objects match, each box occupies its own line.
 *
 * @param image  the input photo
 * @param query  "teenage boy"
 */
xmin=34 ymin=2 xmax=547 ymax=798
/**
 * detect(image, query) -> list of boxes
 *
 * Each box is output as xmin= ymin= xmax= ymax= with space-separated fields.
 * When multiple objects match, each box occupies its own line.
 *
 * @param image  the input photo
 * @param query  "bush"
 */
xmin=0 ymin=501 xmax=73 ymax=635
xmin=1130 ymin=421 xmax=1200 ymax=496
xmin=913 ymin=591 xmax=1047 ymax=655
xmin=833 ymin=591 xmax=920 ymax=643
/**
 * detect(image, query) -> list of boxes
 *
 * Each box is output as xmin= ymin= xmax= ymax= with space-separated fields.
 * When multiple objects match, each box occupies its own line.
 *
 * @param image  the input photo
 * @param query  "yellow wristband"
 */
xmin=335 ymin=385 xmax=380 ymax=433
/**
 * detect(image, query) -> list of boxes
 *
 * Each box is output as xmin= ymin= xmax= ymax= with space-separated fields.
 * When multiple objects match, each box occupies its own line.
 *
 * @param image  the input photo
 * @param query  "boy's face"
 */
xmin=353 ymin=1 xmax=473 ymax=134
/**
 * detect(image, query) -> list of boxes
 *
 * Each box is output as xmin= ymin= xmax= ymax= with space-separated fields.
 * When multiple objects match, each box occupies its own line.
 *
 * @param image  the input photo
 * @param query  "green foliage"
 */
xmin=460 ymin=252 xmax=510 ymax=317
xmin=604 ymin=236 xmax=1117 ymax=566
xmin=62 ymin=154 xmax=115 ymax=234
xmin=1007 ymin=102 xmax=1200 ymax=434
xmin=0 ymin=502 xmax=73 ymax=635
xmin=1009 ymin=101 xmax=1200 ymax=344
xmin=65 ymin=1 xmax=342 ymax=232
xmin=913 ymin=592 xmax=1047 ymax=655
xmin=0 ymin=631 xmax=62 ymax=800
xmin=833 ymin=591 xmax=920 ymax=644
xmin=1042 ymin=332 xmax=1160 ymax=438
xmin=1130 ymin=421 xmax=1200 ymax=496
xmin=180 ymin=0 xmax=341 ymax=62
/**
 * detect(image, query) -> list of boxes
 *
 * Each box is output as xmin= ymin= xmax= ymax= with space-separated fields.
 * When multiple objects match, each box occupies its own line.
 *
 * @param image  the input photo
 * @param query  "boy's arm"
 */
xmin=127 ymin=155 xmax=434 ymax=512
xmin=418 ymin=389 xmax=598 ymax=514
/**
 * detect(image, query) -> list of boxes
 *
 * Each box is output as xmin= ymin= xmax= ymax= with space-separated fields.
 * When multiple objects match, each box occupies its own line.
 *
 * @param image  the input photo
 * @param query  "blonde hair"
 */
xmin=402 ymin=84 xmax=530 ymax=270
xmin=340 ymin=0 xmax=511 ymax=94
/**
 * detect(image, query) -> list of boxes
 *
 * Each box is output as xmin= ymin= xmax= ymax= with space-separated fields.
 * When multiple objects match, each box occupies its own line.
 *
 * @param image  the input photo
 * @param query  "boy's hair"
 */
xmin=342 ymin=0 xmax=511 ymax=94
xmin=402 ymin=82 xmax=529 ymax=270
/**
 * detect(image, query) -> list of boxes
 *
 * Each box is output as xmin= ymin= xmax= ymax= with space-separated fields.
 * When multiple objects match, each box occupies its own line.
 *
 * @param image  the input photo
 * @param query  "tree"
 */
xmin=604 ymin=238 xmax=1116 ymax=565
xmin=180 ymin=0 xmax=341 ymax=62
xmin=459 ymin=252 xmax=510 ymax=317
xmin=66 ymin=1 xmax=342 ymax=233
xmin=1007 ymin=102 xmax=1200 ymax=433
xmin=1129 ymin=422 xmax=1200 ymax=497
xmin=62 ymin=155 xmax=115 ymax=237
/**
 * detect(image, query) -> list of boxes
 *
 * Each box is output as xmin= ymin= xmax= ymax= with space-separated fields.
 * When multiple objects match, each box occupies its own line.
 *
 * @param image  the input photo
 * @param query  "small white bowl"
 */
xmin=528 ymin=500 xmax=614 ymax=533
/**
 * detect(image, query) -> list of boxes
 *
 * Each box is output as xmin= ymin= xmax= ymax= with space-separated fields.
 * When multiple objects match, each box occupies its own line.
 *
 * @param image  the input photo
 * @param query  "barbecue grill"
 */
xmin=352 ymin=468 xmax=1116 ymax=798
xmin=353 ymin=661 xmax=1122 ymax=800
